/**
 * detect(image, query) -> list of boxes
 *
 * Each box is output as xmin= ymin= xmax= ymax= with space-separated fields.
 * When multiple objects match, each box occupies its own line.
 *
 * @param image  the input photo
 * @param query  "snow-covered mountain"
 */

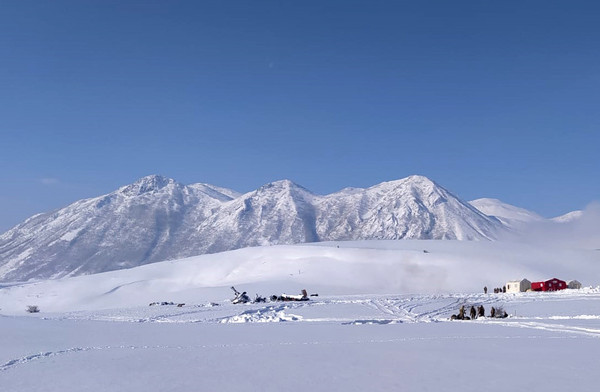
xmin=316 ymin=177 xmax=502 ymax=241
xmin=0 ymin=175 xmax=505 ymax=281
xmin=469 ymin=198 xmax=543 ymax=226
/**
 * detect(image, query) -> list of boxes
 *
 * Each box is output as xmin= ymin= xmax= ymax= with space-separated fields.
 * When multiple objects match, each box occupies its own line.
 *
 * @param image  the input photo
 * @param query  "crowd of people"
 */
xmin=450 ymin=304 xmax=507 ymax=320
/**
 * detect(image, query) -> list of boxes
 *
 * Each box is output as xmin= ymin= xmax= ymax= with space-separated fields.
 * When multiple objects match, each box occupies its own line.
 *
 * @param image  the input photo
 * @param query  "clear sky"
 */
xmin=1 ymin=1 xmax=599 ymax=232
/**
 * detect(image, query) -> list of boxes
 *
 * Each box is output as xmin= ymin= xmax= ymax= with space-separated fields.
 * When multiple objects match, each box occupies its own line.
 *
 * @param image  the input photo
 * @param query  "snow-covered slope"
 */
xmin=468 ymin=198 xmax=599 ymax=249
xmin=552 ymin=210 xmax=584 ymax=223
xmin=469 ymin=198 xmax=543 ymax=226
xmin=0 ymin=175 xmax=505 ymax=281
xmin=1 ymin=239 xmax=599 ymax=392
xmin=2 ymin=240 xmax=600 ymax=392
xmin=1 ymin=240 xmax=598 ymax=314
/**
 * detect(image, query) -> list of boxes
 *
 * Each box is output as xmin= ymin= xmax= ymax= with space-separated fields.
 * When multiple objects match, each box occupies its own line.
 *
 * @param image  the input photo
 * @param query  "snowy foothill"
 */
xmin=2 ymin=240 xmax=600 ymax=391
xmin=1 ymin=240 xmax=598 ymax=314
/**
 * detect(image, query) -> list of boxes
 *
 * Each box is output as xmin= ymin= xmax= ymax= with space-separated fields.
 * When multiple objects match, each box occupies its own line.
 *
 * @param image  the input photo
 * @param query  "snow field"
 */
xmin=2 ymin=290 xmax=600 ymax=392
xmin=2 ymin=240 xmax=600 ymax=391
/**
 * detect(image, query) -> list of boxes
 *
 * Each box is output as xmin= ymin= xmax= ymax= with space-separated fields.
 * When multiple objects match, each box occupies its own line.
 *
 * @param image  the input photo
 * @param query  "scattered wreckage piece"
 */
xmin=231 ymin=286 xmax=251 ymax=304
xmin=230 ymin=287 xmax=311 ymax=303
xmin=149 ymin=301 xmax=185 ymax=307
xmin=26 ymin=305 xmax=40 ymax=313
xmin=271 ymin=289 xmax=310 ymax=302
xmin=490 ymin=306 xmax=508 ymax=318
xmin=253 ymin=294 xmax=267 ymax=303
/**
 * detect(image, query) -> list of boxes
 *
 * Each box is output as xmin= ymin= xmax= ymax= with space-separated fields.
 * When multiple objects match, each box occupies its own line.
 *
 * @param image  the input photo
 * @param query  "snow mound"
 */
xmin=219 ymin=308 xmax=302 ymax=323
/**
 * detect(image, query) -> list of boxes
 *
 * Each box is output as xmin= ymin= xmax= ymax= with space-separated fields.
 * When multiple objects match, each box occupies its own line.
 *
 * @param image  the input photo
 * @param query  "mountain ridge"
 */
xmin=0 ymin=174 xmax=513 ymax=281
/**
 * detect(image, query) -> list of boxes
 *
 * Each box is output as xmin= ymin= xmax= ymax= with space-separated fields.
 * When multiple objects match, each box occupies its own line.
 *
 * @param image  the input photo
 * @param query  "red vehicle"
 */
xmin=531 ymin=278 xmax=567 ymax=292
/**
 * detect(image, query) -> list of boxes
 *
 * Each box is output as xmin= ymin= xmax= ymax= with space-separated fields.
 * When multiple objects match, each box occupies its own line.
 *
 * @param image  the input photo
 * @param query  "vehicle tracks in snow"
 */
xmin=484 ymin=319 xmax=600 ymax=338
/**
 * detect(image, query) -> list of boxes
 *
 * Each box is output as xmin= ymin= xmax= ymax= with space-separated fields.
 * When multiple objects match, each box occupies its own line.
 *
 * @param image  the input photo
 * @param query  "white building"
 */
xmin=567 ymin=280 xmax=582 ymax=289
xmin=506 ymin=278 xmax=531 ymax=293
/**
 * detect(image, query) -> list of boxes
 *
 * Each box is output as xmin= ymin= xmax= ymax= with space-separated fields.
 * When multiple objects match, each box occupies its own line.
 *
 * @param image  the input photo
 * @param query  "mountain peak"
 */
xmin=370 ymin=176 xmax=443 ymax=198
xmin=263 ymin=179 xmax=297 ymax=187
xmin=258 ymin=179 xmax=311 ymax=194
xmin=404 ymin=174 xmax=436 ymax=184
xmin=376 ymin=175 xmax=438 ymax=189
xmin=120 ymin=175 xmax=176 ymax=196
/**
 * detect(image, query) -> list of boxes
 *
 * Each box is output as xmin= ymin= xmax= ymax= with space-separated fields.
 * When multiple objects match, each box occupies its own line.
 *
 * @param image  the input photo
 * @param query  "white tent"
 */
xmin=506 ymin=278 xmax=531 ymax=293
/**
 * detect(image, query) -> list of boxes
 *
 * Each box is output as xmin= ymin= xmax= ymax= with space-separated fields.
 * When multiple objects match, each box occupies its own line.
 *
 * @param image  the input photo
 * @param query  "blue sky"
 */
xmin=1 ymin=1 xmax=599 ymax=232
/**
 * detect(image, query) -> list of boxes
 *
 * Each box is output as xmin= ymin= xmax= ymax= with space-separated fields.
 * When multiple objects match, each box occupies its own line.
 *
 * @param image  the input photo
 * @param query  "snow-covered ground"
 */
xmin=2 ymin=240 xmax=600 ymax=391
